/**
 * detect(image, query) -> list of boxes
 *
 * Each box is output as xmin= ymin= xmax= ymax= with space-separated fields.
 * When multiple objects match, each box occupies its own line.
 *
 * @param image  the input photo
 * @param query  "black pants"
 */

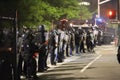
xmin=18 ymin=54 xmax=24 ymax=73
xmin=0 ymin=60 xmax=12 ymax=80
xmin=50 ymin=46 xmax=56 ymax=65
xmin=24 ymin=58 xmax=37 ymax=78
xmin=117 ymin=46 xmax=120 ymax=63
xmin=66 ymin=44 xmax=69 ymax=56
xmin=80 ymin=41 xmax=85 ymax=53
xmin=38 ymin=48 xmax=46 ymax=72
xmin=86 ymin=41 xmax=94 ymax=52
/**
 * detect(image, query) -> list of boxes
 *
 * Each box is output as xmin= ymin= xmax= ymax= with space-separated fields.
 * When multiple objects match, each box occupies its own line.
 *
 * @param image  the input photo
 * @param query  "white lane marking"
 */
xmin=21 ymin=56 xmax=79 ymax=79
xmin=37 ymin=56 xmax=79 ymax=76
xmin=80 ymin=54 xmax=102 ymax=73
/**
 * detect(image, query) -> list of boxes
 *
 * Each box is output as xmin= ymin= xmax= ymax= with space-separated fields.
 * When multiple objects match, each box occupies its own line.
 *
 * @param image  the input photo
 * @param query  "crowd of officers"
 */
xmin=0 ymin=24 xmax=103 ymax=80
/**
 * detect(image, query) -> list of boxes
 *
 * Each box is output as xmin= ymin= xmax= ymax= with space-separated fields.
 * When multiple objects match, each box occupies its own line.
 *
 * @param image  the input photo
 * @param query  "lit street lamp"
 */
xmin=78 ymin=2 xmax=90 ymax=6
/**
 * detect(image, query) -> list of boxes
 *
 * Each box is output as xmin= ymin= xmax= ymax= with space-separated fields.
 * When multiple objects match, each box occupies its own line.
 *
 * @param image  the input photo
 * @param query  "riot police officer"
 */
xmin=79 ymin=27 xmax=86 ymax=53
xmin=21 ymin=29 xmax=38 ymax=79
xmin=49 ymin=29 xmax=56 ymax=65
xmin=75 ymin=30 xmax=80 ymax=54
xmin=37 ymin=25 xmax=47 ymax=72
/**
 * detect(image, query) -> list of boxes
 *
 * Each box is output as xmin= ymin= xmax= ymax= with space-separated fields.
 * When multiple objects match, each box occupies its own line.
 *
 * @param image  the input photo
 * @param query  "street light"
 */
xmin=78 ymin=2 xmax=90 ymax=6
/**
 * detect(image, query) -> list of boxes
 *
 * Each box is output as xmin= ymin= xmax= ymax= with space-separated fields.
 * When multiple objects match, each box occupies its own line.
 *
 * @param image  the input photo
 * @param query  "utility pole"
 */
xmin=0 ymin=10 xmax=18 ymax=80
xmin=117 ymin=0 xmax=120 ymax=56
xmin=98 ymin=0 xmax=100 ymax=18
xmin=13 ymin=10 xmax=18 ymax=80
xmin=96 ymin=0 xmax=111 ymax=26
xmin=117 ymin=0 xmax=120 ymax=20
xmin=98 ymin=0 xmax=111 ymax=17
xmin=117 ymin=0 xmax=120 ymax=37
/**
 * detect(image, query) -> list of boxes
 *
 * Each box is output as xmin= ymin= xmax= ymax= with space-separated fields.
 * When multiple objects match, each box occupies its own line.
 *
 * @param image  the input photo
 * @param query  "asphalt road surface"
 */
xmin=22 ymin=44 xmax=120 ymax=80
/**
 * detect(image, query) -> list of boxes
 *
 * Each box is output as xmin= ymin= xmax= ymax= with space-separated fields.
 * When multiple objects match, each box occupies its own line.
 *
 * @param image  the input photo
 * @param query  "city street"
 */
xmin=1 ymin=1 xmax=120 ymax=80
xmin=32 ymin=44 xmax=120 ymax=80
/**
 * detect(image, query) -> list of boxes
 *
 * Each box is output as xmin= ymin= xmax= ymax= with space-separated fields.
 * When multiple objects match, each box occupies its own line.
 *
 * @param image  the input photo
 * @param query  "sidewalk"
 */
xmin=37 ymin=51 xmax=99 ymax=76
xmin=37 ymin=54 xmax=80 ymax=76
xmin=21 ymin=46 xmax=100 ymax=79
xmin=21 ymin=53 xmax=80 ymax=79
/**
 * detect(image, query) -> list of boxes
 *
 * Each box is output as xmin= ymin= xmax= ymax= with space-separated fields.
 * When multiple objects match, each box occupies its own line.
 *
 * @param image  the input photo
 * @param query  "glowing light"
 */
xmin=78 ymin=2 xmax=90 ymax=6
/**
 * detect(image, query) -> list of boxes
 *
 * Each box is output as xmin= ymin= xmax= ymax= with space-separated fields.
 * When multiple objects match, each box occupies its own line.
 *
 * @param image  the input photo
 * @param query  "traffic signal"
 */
xmin=108 ymin=10 xmax=116 ymax=19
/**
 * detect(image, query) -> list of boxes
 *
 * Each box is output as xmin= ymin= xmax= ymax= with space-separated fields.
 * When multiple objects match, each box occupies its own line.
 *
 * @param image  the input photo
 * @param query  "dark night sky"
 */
xmin=82 ymin=0 xmax=117 ymax=19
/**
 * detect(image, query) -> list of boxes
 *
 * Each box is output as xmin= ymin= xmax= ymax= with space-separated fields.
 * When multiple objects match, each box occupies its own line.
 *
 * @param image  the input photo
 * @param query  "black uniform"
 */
xmin=79 ymin=28 xmax=85 ymax=53
xmin=49 ymin=30 xmax=56 ymax=65
xmin=0 ymin=29 xmax=13 ymax=80
xmin=75 ymin=30 xmax=80 ymax=54
xmin=86 ymin=31 xmax=92 ymax=52
xmin=21 ymin=30 xmax=38 ymax=79
xmin=117 ymin=46 xmax=120 ymax=63
xmin=97 ymin=30 xmax=102 ymax=46
xmin=37 ymin=25 xmax=47 ymax=72
xmin=17 ymin=32 xmax=24 ymax=80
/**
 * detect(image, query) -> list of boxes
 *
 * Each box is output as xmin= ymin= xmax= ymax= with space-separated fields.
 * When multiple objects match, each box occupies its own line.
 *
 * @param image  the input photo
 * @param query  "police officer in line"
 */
xmin=86 ymin=29 xmax=93 ymax=52
xmin=69 ymin=30 xmax=75 ymax=56
xmin=78 ymin=27 xmax=86 ymax=53
xmin=54 ymin=25 xmax=61 ymax=63
xmin=54 ymin=28 xmax=60 ymax=63
xmin=0 ymin=28 xmax=13 ymax=80
xmin=37 ymin=25 xmax=47 ymax=72
xmin=64 ymin=30 xmax=70 ymax=57
xmin=17 ymin=30 xmax=24 ymax=80
xmin=58 ymin=27 xmax=66 ymax=62
xmin=17 ymin=27 xmax=31 ymax=80
xmin=97 ymin=30 xmax=102 ymax=46
xmin=74 ymin=30 xmax=80 ymax=54
xmin=49 ymin=29 xmax=56 ymax=65
xmin=17 ymin=27 xmax=30 ymax=78
xmin=21 ymin=28 xmax=39 ymax=79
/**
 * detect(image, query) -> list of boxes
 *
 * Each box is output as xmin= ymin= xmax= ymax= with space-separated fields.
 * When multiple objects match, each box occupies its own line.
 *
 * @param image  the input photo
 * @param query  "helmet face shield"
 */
xmin=38 ymin=25 xmax=45 ymax=32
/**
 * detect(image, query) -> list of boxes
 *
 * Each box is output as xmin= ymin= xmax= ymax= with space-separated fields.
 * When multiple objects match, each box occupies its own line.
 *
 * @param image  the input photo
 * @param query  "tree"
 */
xmin=0 ymin=0 xmax=92 ymax=29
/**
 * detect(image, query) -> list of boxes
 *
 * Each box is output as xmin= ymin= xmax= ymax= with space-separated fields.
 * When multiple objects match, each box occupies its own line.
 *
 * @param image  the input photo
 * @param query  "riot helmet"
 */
xmin=38 ymin=25 xmax=45 ymax=32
